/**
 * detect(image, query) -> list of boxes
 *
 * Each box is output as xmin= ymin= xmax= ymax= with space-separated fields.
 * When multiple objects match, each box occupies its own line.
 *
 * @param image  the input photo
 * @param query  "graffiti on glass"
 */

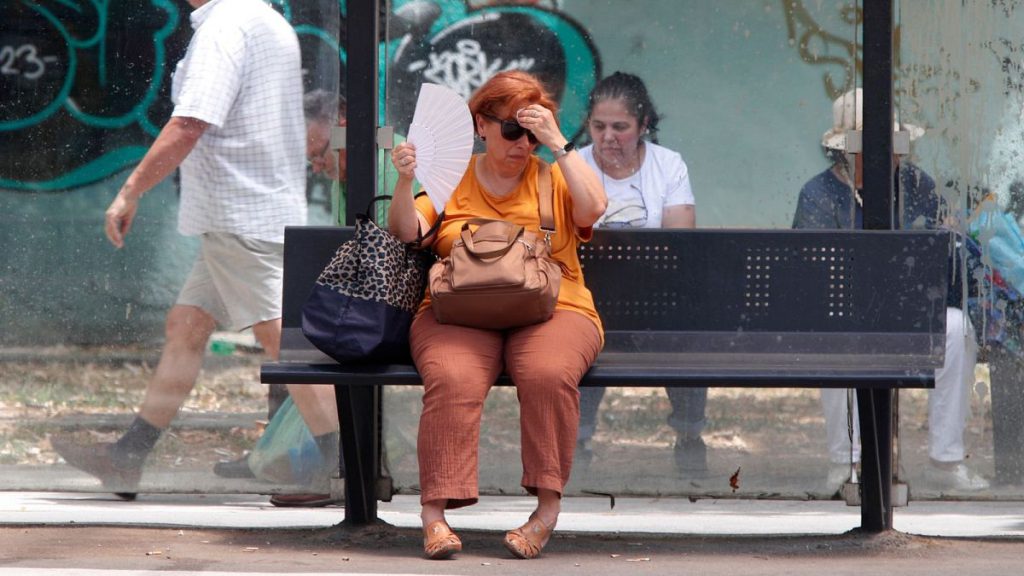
xmin=0 ymin=44 xmax=59 ymax=81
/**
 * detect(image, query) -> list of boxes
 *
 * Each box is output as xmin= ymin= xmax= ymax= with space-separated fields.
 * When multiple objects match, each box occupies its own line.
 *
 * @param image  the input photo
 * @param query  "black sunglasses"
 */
xmin=483 ymin=113 xmax=538 ymax=144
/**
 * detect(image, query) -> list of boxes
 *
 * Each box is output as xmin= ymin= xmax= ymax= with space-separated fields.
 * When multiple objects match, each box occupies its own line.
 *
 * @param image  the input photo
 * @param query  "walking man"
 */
xmin=53 ymin=0 xmax=307 ymax=498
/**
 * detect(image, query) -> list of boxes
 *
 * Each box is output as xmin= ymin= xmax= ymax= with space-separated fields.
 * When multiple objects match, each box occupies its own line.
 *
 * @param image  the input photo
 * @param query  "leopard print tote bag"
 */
xmin=301 ymin=196 xmax=439 ymax=363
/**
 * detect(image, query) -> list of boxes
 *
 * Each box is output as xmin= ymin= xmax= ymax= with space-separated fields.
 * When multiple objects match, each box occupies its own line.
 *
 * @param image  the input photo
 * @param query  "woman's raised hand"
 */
xmin=392 ymin=142 xmax=418 ymax=179
xmin=516 ymin=105 xmax=566 ymax=150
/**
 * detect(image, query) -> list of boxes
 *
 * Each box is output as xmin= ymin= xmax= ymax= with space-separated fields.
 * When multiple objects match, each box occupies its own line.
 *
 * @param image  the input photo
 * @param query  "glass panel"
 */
xmin=6 ymin=0 xmax=1014 ymax=507
xmin=0 ymin=1 xmax=342 ymax=497
xmin=379 ymin=0 xmax=873 ymax=501
xmin=898 ymin=1 xmax=1024 ymax=497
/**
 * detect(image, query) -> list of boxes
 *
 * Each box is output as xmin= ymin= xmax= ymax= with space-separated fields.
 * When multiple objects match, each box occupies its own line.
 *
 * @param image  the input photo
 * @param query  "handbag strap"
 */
xmin=413 ymin=209 xmax=444 ymax=250
xmin=537 ymin=160 xmax=555 ymax=237
xmin=435 ymin=160 xmax=554 ymax=252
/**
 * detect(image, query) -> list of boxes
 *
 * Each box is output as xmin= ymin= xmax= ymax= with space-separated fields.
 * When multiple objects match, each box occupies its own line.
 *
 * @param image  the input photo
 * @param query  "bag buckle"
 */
xmin=540 ymin=227 xmax=555 ymax=246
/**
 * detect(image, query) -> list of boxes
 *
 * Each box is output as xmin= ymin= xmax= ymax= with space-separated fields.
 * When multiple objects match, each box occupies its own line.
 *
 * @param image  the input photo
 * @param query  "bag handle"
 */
xmin=459 ymin=219 xmax=525 ymax=258
xmin=360 ymin=194 xmax=442 ymax=249
xmin=361 ymin=194 xmax=393 ymax=219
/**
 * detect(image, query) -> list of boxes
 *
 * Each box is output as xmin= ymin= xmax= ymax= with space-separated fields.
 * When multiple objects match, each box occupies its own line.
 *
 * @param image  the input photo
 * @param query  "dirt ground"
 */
xmin=0 ymin=345 xmax=1009 ymax=499
xmin=2 ymin=523 xmax=1023 ymax=575
xmin=1 ymin=347 xmax=1023 ymax=574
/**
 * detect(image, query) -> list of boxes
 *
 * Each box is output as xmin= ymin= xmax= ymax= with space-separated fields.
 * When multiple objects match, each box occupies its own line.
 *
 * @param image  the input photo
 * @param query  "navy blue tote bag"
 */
xmin=301 ymin=196 xmax=438 ymax=363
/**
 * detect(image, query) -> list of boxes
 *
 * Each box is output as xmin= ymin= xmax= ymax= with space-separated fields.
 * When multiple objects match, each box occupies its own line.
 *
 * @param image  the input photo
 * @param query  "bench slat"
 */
xmin=262 ymin=361 xmax=933 ymax=389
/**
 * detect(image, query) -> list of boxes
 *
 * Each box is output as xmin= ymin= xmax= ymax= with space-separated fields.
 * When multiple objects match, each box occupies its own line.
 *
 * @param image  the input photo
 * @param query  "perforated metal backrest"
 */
xmin=280 ymin=227 xmax=951 ymax=368
xmin=282 ymin=227 xmax=353 ymax=330
xmin=582 ymin=229 xmax=950 ymax=366
xmin=279 ymin=227 xmax=355 ymax=357
xmin=582 ymin=229 xmax=949 ymax=332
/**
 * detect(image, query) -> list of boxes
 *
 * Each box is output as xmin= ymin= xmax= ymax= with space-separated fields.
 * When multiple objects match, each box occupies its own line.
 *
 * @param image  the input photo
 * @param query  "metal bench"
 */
xmin=262 ymin=226 xmax=951 ymax=531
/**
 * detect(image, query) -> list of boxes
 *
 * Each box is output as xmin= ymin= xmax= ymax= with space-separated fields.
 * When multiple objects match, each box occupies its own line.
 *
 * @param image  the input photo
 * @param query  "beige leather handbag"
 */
xmin=428 ymin=161 xmax=561 ymax=330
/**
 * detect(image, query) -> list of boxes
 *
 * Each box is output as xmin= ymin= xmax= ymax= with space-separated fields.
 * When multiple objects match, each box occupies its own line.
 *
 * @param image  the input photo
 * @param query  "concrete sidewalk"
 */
xmin=3 ymin=492 xmax=1024 ymax=576
xmin=3 ymin=491 xmax=1024 ymax=538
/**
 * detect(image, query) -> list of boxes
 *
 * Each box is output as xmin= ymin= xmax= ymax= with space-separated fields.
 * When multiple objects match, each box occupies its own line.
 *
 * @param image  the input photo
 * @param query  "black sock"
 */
xmin=314 ymin=432 xmax=341 ymax=475
xmin=112 ymin=416 xmax=163 ymax=469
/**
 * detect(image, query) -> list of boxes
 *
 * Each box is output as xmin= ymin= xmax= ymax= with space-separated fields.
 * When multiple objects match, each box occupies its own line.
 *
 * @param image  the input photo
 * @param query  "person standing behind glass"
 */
xmin=576 ymin=72 xmax=704 ymax=476
xmin=794 ymin=88 xmax=988 ymax=494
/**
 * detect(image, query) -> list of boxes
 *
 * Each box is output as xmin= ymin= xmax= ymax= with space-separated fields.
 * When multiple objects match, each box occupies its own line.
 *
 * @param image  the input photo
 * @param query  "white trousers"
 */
xmin=822 ymin=307 xmax=978 ymax=464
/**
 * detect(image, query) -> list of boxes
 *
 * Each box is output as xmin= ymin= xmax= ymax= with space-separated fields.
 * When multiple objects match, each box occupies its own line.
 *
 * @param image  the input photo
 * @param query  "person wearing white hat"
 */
xmin=794 ymin=88 xmax=989 ymax=494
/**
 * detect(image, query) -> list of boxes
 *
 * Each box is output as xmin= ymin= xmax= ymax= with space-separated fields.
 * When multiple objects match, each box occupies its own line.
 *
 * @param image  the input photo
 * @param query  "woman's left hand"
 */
xmin=515 ymin=105 xmax=567 ymax=151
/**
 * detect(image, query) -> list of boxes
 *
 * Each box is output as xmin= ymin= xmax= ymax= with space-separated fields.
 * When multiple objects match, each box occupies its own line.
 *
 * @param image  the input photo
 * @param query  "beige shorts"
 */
xmin=176 ymin=232 xmax=284 ymax=331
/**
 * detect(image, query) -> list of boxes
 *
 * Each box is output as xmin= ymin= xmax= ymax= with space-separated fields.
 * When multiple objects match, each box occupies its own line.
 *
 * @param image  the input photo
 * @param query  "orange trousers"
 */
xmin=410 ymin=309 xmax=602 ymax=509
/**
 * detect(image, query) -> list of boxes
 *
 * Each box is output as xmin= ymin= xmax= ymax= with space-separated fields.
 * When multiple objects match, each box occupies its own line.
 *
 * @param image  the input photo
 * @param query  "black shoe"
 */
xmin=674 ymin=436 xmax=708 ymax=476
xmin=213 ymin=454 xmax=256 ymax=479
xmin=52 ymin=437 xmax=141 ymax=499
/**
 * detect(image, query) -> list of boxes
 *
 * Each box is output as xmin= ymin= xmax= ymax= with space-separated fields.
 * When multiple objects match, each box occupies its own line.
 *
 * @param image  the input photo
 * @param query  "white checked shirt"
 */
xmin=172 ymin=0 xmax=306 ymax=243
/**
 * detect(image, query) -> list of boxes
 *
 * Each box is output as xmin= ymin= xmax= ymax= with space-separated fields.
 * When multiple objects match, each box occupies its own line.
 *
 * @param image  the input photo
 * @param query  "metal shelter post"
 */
xmin=341 ymin=0 xmax=383 ymax=526
xmin=858 ymin=0 xmax=896 ymax=533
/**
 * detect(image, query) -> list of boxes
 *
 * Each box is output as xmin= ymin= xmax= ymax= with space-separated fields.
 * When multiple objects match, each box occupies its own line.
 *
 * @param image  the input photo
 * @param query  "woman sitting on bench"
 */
xmin=387 ymin=70 xmax=607 ymax=560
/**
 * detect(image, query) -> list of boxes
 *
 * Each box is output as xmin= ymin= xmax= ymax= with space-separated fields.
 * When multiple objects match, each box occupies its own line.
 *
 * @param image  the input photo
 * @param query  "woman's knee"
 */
xmin=513 ymin=364 xmax=582 ymax=401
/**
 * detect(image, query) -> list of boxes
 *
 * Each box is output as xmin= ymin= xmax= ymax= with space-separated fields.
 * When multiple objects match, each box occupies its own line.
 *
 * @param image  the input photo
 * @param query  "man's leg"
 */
xmin=821 ymin=388 xmax=861 ymax=465
xmin=928 ymin=307 xmax=975 ymax=462
xmin=268 ymin=384 xmax=290 ymax=420
xmin=251 ymin=318 xmax=339 ymax=438
xmin=136 ymin=305 xmax=218 ymax=428
xmin=575 ymin=387 xmax=605 ymax=471
xmin=924 ymin=307 xmax=988 ymax=490
xmin=52 ymin=304 xmax=216 ymax=497
xmin=288 ymin=384 xmax=340 ymax=436
xmin=821 ymin=387 xmax=860 ymax=493
xmin=284 ymin=383 xmax=342 ymax=494
xmin=253 ymin=317 xmax=343 ymax=506
xmin=666 ymin=387 xmax=709 ymax=475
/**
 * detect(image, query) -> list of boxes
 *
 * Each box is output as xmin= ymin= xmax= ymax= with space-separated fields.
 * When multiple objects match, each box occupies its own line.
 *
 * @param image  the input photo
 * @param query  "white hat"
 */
xmin=821 ymin=88 xmax=925 ymax=150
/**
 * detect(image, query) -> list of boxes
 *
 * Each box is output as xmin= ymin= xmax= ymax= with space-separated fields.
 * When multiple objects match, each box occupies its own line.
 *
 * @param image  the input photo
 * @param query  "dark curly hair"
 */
xmin=585 ymin=71 xmax=661 ymax=142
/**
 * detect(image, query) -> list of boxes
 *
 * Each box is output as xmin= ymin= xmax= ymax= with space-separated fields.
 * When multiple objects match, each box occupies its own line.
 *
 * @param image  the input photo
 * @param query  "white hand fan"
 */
xmin=407 ymin=83 xmax=475 ymax=213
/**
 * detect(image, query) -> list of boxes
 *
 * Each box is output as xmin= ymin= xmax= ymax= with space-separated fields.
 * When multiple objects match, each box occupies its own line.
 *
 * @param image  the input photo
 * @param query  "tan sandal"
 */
xmin=503 ymin=513 xmax=556 ymax=559
xmin=423 ymin=520 xmax=462 ymax=560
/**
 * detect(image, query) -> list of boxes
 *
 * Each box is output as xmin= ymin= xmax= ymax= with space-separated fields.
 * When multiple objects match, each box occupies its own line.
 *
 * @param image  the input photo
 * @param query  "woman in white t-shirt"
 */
xmin=576 ymin=72 xmax=705 ymax=476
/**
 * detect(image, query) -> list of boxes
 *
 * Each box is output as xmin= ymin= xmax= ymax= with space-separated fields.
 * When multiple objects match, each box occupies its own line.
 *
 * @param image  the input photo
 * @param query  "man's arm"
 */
xmin=105 ymin=116 xmax=209 ymax=248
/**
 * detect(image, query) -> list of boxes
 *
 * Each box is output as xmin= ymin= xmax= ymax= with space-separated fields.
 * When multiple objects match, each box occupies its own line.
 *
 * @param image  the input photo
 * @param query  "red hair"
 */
xmin=468 ymin=71 xmax=559 ymax=127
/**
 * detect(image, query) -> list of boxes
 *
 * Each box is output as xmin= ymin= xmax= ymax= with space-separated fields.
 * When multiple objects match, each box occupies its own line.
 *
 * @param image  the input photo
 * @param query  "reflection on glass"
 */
xmin=1 ymin=0 xmax=1019 ymax=502
xmin=0 ymin=0 xmax=342 ymax=498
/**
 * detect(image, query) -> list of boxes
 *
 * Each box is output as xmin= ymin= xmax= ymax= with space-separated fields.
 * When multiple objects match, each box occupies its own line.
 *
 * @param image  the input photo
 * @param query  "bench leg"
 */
xmin=857 ymin=388 xmax=893 ymax=532
xmin=336 ymin=384 xmax=379 ymax=526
